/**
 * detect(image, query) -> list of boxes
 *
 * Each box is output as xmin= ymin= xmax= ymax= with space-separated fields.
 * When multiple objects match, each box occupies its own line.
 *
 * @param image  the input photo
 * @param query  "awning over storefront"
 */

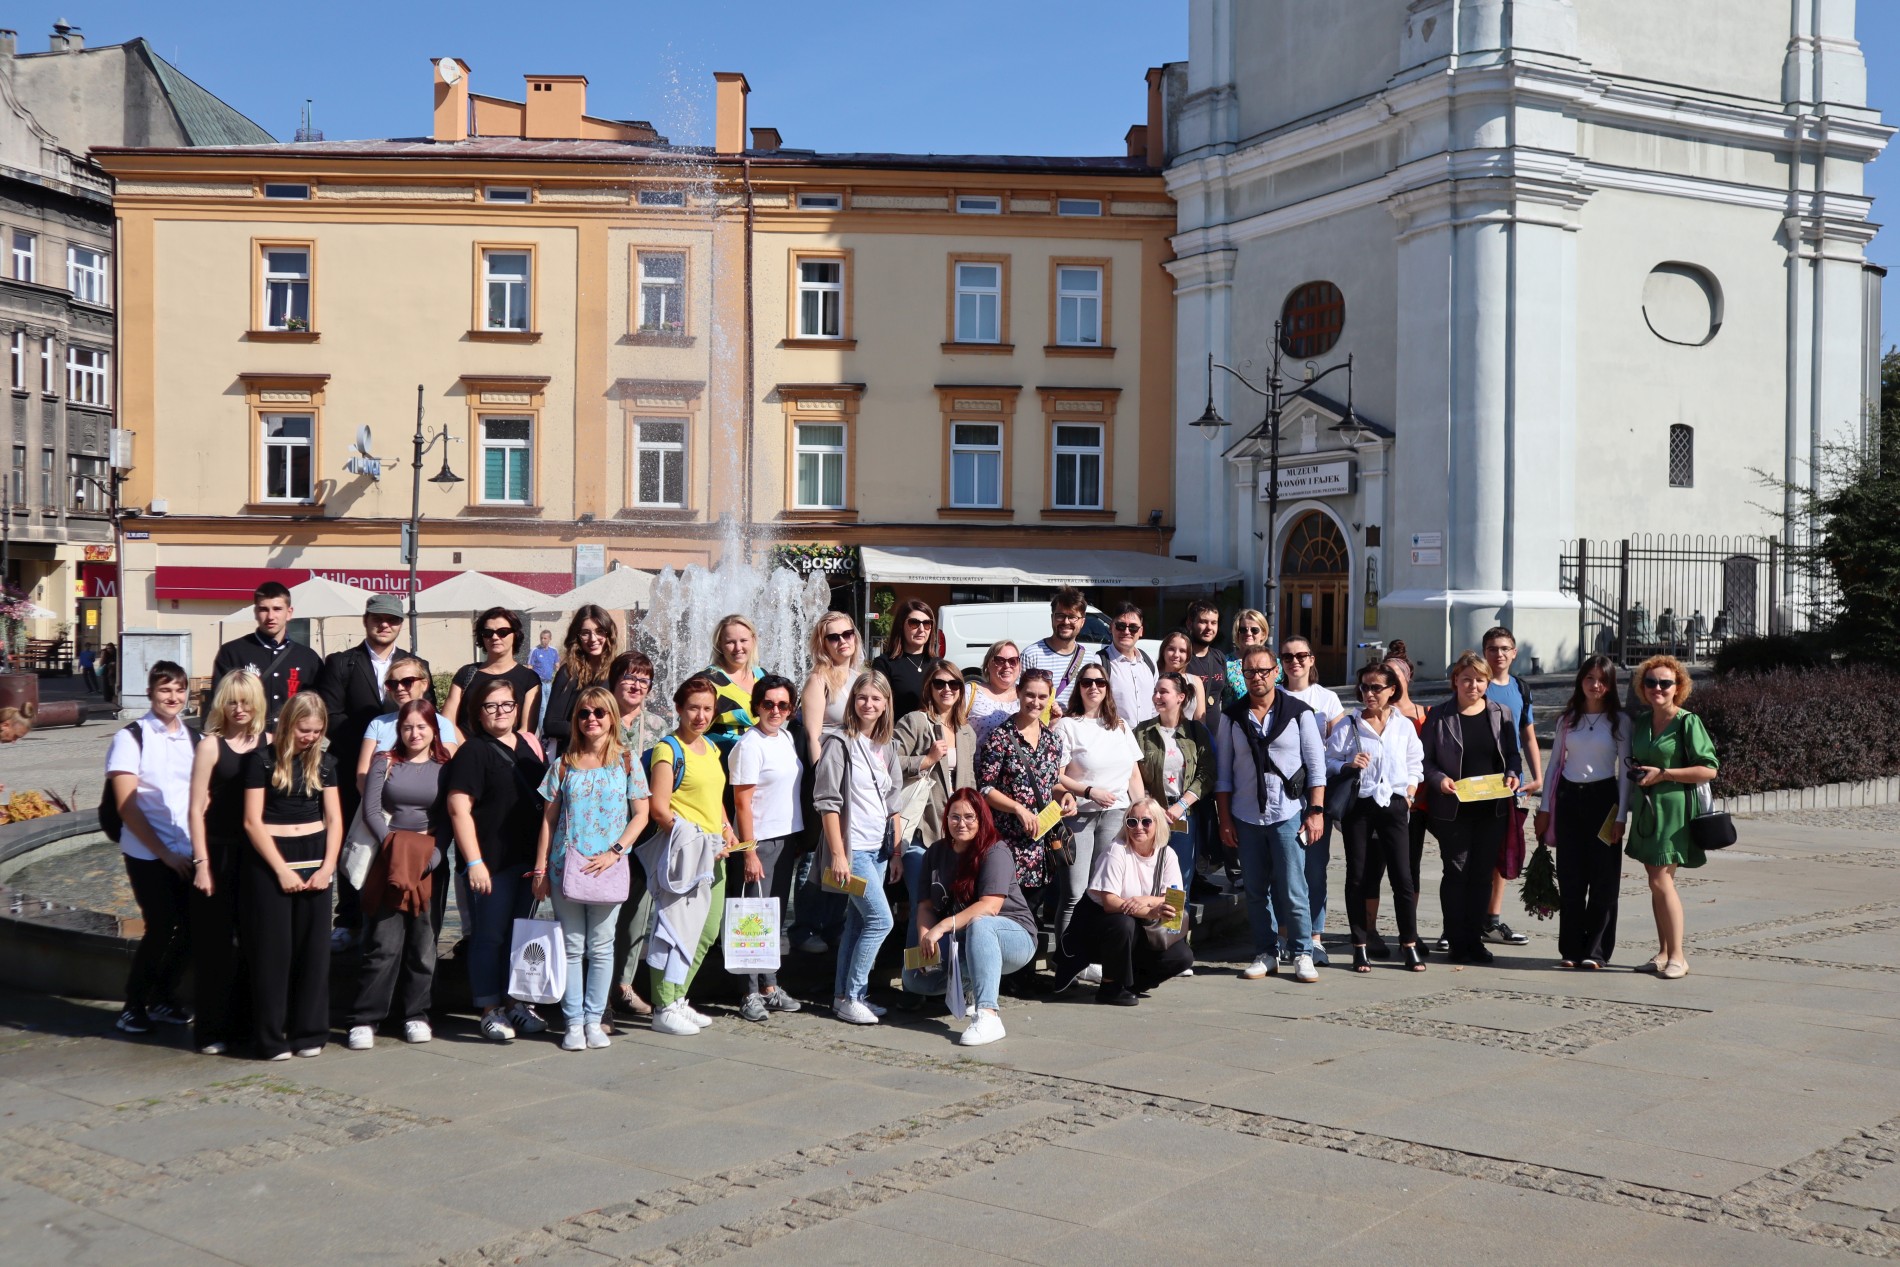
xmin=858 ymin=546 xmax=1242 ymax=591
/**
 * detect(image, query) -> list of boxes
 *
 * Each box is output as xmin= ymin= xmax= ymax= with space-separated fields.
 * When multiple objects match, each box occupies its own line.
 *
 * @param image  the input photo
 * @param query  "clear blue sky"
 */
xmin=15 ymin=1 xmax=1900 ymax=338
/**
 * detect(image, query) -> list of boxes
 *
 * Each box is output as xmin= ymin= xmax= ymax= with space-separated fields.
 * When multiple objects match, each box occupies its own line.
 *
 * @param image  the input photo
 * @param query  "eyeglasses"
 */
xmin=577 ymin=707 xmax=611 ymax=722
xmin=931 ymin=679 xmax=962 ymax=691
xmin=1078 ymin=678 xmax=1108 ymax=690
xmin=1242 ymin=667 xmax=1277 ymax=678
xmin=991 ymin=655 xmax=1021 ymax=668
xmin=1113 ymin=622 xmax=1142 ymax=633
xmin=904 ymin=617 xmax=933 ymax=629
xmin=481 ymin=627 xmax=513 ymax=640
xmin=1127 ymin=816 xmax=1156 ymax=829
xmin=1643 ymin=677 xmax=1677 ymax=691
xmin=617 ymin=675 xmax=652 ymax=689
xmin=758 ymin=699 xmax=793 ymax=713
xmin=385 ymin=675 xmax=426 ymax=691
xmin=1485 ymin=645 xmax=1515 ymax=655
xmin=1283 ymin=651 xmax=1314 ymax=662
xmin=481 ymin=701 xmax=518 ymax=715
xmin=1051 ymin=611 xmax=1082 ymax=622
xmin=824 ymin=630 xmax=857 ymax=643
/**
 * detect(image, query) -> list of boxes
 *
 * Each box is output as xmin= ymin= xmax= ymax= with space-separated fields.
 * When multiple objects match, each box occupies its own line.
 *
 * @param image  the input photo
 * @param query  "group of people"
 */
xmin=101 ymin=581 xmax=1721 ymax=1061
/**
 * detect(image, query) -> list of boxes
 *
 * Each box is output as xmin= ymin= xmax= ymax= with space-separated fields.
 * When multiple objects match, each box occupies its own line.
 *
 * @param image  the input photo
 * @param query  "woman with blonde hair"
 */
xmin=542 ymin=605 xmax=620 ymax=757
xmin=706 ymin=613 xmax=766 ymax=755
xmin=1224 ymin=609 xmax=1271 ymax=700
xmin=1625 ymin=655 xmax=1719 ymax=979
xmin=966 ymin=640 xmax=1021 ymax=747
xmin=1052 ymin=797 xmax=1192 ymax=1004
xmin=242 ymin=691 xmax=342 ymax=1059
xmin=813 ymin=670 xmax=902 ymax=1024
xmin=187 ymin=667 xmax=267 ymax=1054
xmin=800 ymin=611 xmax=862 ymax=762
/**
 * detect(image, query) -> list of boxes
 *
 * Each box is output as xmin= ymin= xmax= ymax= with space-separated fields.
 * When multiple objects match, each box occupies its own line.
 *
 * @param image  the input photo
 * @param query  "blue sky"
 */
xmin=15 ymin=1 xmax=1900 ymax=339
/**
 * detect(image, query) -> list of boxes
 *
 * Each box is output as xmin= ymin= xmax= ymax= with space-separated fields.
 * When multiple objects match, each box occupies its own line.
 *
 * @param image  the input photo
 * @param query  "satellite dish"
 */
xmin=436 ymin=58 xmax=462 ymax=86
xmin=344 ymin=426 xmax=387 ymax=481
xmin=356 ymin=425 xmax=373 ymax=455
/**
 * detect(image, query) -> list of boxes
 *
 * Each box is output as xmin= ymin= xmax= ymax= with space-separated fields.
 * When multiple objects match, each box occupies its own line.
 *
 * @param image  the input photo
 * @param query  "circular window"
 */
xmin=1642 ymin=263 xmax=1722 ymax=346
xmin=1280 ymin=281 xmax=1345 ymax=357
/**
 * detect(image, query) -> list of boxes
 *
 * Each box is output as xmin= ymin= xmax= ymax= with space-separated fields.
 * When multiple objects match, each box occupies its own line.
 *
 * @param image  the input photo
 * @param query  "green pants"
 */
xmin=652 ymin=870 xmax=725 ymax=1008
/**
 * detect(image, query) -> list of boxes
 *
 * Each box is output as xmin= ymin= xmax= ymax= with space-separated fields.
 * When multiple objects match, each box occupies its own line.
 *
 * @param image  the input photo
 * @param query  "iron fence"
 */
xmin=1558 ymin=533 xmax=1836 ymax=666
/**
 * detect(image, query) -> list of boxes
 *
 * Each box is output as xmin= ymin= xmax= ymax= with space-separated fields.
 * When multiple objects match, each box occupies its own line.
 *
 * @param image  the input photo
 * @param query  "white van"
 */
xmin=936 ymin=602 xmax=1160 ymax=677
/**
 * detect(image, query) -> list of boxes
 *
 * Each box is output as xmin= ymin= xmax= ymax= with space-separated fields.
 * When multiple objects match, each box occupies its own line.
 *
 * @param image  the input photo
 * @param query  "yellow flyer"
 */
xmin=1454 ymin=773 xmax=1515 ymax=803
xmin=1596 ymin=807 xmax=1620 ymax=845
xmin=726 ymin=839 xmax=757 ymax=853
xmin=1034 ymin=801 xmax=1065 ymax=840
xmin=904 ymin=944 xmax=939 ymax=970
xmin=821 ymin=870 xmax=867 ymax=897
xmin=1161 ymin=887 xmax=1187 ymax=932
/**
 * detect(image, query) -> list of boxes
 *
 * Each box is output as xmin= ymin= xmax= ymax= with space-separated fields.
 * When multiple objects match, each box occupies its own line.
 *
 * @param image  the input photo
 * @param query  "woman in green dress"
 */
xmin=1624 ymin=655 xmax=1719 ymax=981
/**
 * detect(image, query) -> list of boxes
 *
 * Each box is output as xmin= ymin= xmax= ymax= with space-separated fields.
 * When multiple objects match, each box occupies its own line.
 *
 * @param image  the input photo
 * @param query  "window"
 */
xmin=67 ymin=246 xmax=107 ymax=305
xmin=479 ymin=416 xmax=533 ymax=504
xmin=9 ymin=445 xmax=22 ymax=505
xmin=8 ymin=332 xmax=20 ymax=390
xmin=261 ymin=414 xmax=315 ymax=502
xmin=797 ymin=192 xmax=843 ymax=210
xmin=1056 ymin=198 xmax=1102 ymax=217
xmin=262 ymin=247 xmax=311 ymax=330
xmin=637 ymin=252 xmax=685 ymax=334
xmin=797 ymin=258 xmax=843 ymax=338
xmin=484 ymin=187 xmax=532 ymax=203
xmin=70 ymin=455 xmax=108 ymax=512
xmin=793 ymin=422 xmax=846 ymax=509
xmin=40 ymin=449 xmax=52 ymax=507
xmin=481 ymin=250 xmax=532 ymax=331
xmin=66 ymin=346 xmax=108 ymax=406
xmin=12 ymin=231 xmax=34 ymax=282
xmin=956 ymin=194 xmax=1002 ymax=215
xmin=954 ymin=262 xmax=1002 ymax=343
xmin=1056 ymin=266 xmax=1102 ymax=346
xmin=1052 ymin=423 xmax=1104 ymax=510
xmin=950 ymin=422 xmax=1003 ymax=508
xmin=1280 ymin=280 xmax=1345 ymax=357
xmin=39 ymin=336 xmax=53 ymax=394
xmin=633 ymin=418 xmax=686 ymax=507
xmin=637 ymin=188 xmax=686 ymax=207
xmin=1669 ymin=424 xmax=1694 ymax=488
xmin=262 ymin=183 xmax=311 ymax=200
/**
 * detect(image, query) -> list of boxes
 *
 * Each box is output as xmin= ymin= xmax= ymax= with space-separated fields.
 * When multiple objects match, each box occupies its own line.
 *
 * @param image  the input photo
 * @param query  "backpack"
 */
xmin=639 ymin=734 xmax=688 ymax=794
xmin=1098 ymin=645 xmax=1158 ymax=676
xmin=100 ymin=721 xmax=198 ymax=844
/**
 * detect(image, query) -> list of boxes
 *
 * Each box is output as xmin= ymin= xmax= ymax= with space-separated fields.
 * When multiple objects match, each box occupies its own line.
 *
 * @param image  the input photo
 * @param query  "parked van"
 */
xmin=936 ymin=602 xmax=1160 ymax=678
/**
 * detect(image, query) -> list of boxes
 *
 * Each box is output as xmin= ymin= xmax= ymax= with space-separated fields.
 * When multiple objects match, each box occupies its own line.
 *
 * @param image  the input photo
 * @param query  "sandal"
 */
xmin=1658 ymin=960 xmax=1689 ymax=980
xmin=1351 ymin=945 xmax=1371 ymax=974
xmin=1402 ymin=945 xmax=1426 ymax=972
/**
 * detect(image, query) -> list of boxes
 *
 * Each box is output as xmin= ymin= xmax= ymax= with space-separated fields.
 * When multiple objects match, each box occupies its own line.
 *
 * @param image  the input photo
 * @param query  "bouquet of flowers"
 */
xmin=1520 ymin=841 xmax=1560 ymax=920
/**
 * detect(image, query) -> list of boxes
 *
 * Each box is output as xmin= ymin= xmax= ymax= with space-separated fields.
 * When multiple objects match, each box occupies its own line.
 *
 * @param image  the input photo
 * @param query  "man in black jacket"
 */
xmin=210 ymin=581 xmax=324 ymax=729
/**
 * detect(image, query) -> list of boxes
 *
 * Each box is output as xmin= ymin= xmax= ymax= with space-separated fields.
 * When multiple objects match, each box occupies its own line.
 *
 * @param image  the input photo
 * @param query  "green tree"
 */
xmin=1805 ymin=347 xmax=1900 ymax=665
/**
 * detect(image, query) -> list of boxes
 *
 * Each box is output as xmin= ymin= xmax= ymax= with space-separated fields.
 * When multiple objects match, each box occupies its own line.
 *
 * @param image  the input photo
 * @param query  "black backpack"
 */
xmin=100 ymin=722 xmax=198 ymax=843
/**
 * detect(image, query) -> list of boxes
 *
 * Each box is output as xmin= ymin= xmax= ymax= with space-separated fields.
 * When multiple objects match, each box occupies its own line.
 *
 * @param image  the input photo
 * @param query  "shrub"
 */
xmin=1712 ymin=635 xmax=1820 ymax=677
xmin=1694 ymin=665 xmax=1900 ymax=796
xmin=431 ymin=672 xmax=455 ymax=707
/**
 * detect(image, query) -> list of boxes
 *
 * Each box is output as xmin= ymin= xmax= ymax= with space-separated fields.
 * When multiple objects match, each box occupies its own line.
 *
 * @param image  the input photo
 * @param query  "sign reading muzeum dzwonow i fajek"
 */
xmin=1257 ymin=460 xmax=1354 ymax=501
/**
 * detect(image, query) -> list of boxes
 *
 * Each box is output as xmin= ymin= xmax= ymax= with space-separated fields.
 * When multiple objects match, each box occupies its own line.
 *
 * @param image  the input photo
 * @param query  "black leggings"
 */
xmin=1554 ymin=778 xmax=1622 ymax=963
xmin=189 ymin=835 xmax=248 ymax=1047
xmin=1342 ymin=797 xmax=1417 ymax=944
xmin=1436 ymin=809 xmax=1506 ymax=954
xmin=124 ymin=855 xmax=191 ymax=1011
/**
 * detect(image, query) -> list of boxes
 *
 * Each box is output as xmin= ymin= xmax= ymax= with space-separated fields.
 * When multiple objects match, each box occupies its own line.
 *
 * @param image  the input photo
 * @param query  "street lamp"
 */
xmin=1188 ymin=319 xmax=1356 ymax=647
xmin=405 ymin=384 xmax=461 ymax=654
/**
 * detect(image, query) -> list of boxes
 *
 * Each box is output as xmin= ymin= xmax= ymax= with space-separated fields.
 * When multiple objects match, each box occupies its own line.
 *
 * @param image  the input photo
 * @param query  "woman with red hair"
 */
xmin=903 ymin=788 xmax=1037 ymax=1047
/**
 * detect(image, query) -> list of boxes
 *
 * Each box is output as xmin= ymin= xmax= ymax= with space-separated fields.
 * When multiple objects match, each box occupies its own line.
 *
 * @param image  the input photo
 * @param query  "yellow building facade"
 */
xmin=97 ymin=62 xmax=1178 ymax=676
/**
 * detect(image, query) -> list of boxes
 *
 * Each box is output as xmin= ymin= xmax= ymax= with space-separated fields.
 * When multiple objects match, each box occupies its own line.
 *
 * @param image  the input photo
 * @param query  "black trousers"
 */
xmin=242 ymin=846 xmax=332 ymax=1057
xmin=348 ymin=865 xmax=449 ymax=1027
xmin=1342 ymin=797 xmax=1418 ymax=944
xmin=1065 ymin=895 xmax=1193 ymax=992
xmin=188 ymin=835 xmax=249 ymax=1047
xmin=1436 ymin=809 xmax=1506 ymax=954
xmin=1554 ymin=779 xmax=1622 ymax=964
xmin=124 ymin=855 xmax=192 ymax=1011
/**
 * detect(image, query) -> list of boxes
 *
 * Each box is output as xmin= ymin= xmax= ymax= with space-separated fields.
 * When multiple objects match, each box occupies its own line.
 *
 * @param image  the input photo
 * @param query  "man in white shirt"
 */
xmin=105 ymin=660 xmax=198 ymax=1035
xmin=1280 ymin=636 xmax=1344 ymax=964
xmin=1021 ymin=587 xmax=1091 ymax=719
xmin=1100 ymin=602 xmax=1157 ymax=726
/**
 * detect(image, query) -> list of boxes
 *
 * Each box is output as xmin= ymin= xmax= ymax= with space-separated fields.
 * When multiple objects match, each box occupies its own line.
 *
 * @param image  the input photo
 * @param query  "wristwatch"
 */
xmin=610 ymin=843 xmax=626 ymax=855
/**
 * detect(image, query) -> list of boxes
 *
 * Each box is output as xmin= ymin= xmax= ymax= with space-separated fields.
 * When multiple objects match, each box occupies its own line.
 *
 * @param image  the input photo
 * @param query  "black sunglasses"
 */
xmin=1643 ymin=677 xmax=1677 ymax=691
xmin=1077 ymin=678 xmax=1108 ymax=689
xmin=824 ymin=630 xmax=857 ymax=643
xmin=576 ymin=706 xmax=611 ymax=721
xmin=905 ymin=617 xmax=933 ymax=628
xmin=385 ymin=674 xmax=426 ymax=691
xmin=481 ymin=627 xmax=513 ymax=639
xmin=1113 ymin=622 xmax=1142 ymax=633
xmin=931 ymin=678 xmax=962 ymax=691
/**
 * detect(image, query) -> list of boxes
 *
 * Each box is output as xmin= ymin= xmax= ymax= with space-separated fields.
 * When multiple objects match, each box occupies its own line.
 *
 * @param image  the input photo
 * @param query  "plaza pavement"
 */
xmin=4 ymin=773 xmax=1900 ymax=1266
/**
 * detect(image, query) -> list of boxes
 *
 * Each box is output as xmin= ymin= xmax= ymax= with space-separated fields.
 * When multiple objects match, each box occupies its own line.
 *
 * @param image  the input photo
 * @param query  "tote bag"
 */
xmin=723 ymin=881 xmax=782 ymax=973
xmin=507 ymin=910 xmax=566 ymax=1005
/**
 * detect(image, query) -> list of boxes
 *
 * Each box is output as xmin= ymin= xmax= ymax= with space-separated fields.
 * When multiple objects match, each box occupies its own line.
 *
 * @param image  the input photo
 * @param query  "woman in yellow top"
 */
xmin=704 ymin=614 xmax=765 ymax=757
xmin=645 ymin=675 xmax=738 ymax=1035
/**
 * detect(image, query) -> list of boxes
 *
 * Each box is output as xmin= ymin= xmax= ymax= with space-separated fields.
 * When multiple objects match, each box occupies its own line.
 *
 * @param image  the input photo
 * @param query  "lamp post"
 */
xmin=72 ymin=468 xmax=131 ymax=696
xmin=404 ymin=385 xmax=461 ymax=655
xmin=1188 ymin=319 xmax=1356 ymax=647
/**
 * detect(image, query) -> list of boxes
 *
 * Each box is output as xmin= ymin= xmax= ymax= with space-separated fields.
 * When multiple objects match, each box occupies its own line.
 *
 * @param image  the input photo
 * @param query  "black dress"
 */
xmin=189 ymin=735 xmax=253 ymax=1049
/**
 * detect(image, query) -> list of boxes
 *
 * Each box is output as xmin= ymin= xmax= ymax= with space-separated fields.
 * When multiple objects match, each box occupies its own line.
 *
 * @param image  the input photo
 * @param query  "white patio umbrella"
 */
xmin=222 ymin=575 xmax=378 ymax=621
xmin=533 ymin=564 xmax=654 ymax=614
xmin=410 ymin=570 xmax=553 ymax=616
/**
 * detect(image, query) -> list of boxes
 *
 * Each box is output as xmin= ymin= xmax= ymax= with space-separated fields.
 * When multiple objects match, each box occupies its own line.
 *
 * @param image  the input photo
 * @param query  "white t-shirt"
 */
xmin=728 ymin=726 xmax=804 ymax=840
xmin=1087 ymin=838 xmax=1184 ymax=900
xmin=1288 ymin=683 xmax=1345 ymax=732
xmin=846 ymin=735 xmax=892 ymax=851
xmin=105 ymin=714 xmax=196 ymax=861
xmin=363 ymin=711 xmax=460 ymax=752
xmin=1055 ymin=715 xmax=1142 ymax=810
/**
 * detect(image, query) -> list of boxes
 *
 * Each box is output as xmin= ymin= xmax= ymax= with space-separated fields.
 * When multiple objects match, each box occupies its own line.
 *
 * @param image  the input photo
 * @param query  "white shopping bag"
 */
xmin=945 ymin=933 xmax=966 ymax=1020
xmin=507 ymin=914 xmax=566 ymax=1005
xmin=722 ymin=887 xmax=782 ymax=973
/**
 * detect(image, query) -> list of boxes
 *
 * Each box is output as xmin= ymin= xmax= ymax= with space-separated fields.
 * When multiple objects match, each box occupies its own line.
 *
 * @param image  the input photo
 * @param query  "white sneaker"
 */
xmin=507 ymin=1003 xmax=549 ymax=1035
xmin=834 ymin=996 xmax=880 ymax=1025
xmin=294 ymin=1046 xmax=323 ymax=1058
xmin=561 ymin=1024 xmax=586 ymax=1052
xmin=958 ymin=1010 xmax=1006 ymax=1046
xmin=651 ymin=1003 xmax=700 ymax=1036
xmin=584 ymin=1022 xmax=611 ymax=1049
xmin=681 ymin=1003 xmax=713 ymax=1028
xmin=480 ymin=1009 xmax=515 ymax=1042
xmin=1180 ymin=967 xmax=1195 ymax=978
xmin=346 ymin=1025 xmax=374 ymax=1051
xmin=267 ymin=1051 xmax=292 ymax=1061
xmin=1077 ymin=964 xmax=1104 ymax=986
xmin=198 ymin=1041 xmax=228 ymax=1056
xmin=402 ymin=1020 xmax=432 ymax=1044
xmin=1293 ymin=953 xmax=1318 ymax=983
xmin=1242 ymin=956 xmax=1271 ymax=980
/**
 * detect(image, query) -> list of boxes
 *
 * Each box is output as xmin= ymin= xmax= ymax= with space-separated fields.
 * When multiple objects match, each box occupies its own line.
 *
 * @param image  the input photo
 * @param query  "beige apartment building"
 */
xmin=97 ymin=61 xmax=1198 ymax=676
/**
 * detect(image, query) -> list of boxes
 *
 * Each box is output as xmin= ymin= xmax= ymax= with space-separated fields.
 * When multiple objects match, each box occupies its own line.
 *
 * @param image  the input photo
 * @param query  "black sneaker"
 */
xmin=148 ymin=1002 xmax=194 ymax=1026
xmin=1448 ymin=945 xmax=1496 ymax=965
xmin=1482 ymin=920 xmax=1529 ymax=946
xmin=116 ymin=1007 xmax=152 ymax=1034
xmin=1434 ymin=936 xmax=1451 ymax=953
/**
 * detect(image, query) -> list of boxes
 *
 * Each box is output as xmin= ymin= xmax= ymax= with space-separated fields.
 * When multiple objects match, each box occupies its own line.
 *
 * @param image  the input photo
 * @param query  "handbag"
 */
xmin=507 ymin=906 xmax=566 ymax=1005
xmin=1324 ymin=718 xmax=1364 ymax=821
xmin=1687 ymin=781 xmax=1737 ymax=851
xmin=722 ymin=880 xmax=782 ymax=973
xmin=1045 ymin=815 xmax=1078 ymax=868
xmin=1140 ymin=847 xmax=1188 ymax=953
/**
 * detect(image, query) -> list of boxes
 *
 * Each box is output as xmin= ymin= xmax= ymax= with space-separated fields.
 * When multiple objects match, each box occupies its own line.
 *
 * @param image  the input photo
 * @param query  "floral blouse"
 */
xmin=537 ymin=753 xmax=649 ymax=874
xmin=975 ymin=718 xmax=1071 ymax=890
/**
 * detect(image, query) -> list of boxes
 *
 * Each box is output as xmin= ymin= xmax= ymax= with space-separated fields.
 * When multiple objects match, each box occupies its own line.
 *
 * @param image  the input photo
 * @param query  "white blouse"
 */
xmin=1323 ymin=708 xmax=1424 ymax=808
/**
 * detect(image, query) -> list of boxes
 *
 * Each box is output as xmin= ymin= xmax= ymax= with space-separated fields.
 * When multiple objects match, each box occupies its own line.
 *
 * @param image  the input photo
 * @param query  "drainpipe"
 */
xmin=741 ymin=157 xmax=756 ymax=565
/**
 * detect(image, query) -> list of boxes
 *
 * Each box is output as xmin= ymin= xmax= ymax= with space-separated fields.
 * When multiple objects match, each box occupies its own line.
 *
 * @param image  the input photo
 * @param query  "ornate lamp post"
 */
xmin=404 ymin=385 xmax=461 ymax=654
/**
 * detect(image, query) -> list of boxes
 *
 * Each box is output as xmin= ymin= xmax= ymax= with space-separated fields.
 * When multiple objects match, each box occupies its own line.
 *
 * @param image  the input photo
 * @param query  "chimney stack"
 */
xmin=0 ymin=30 xmax=16 ymax=60
xmin=1144 ymin=67 xmax=1165 ymax=168
xmin=1124 ymin=125 xmax=1148 ymax=160
xmin=432 ymin=57 xmax=470 ymax=143
xmin=524 ymin=74 xmax=587 ymax=139
xmin=750 ymin=126 xmax=781 ymax=154
xmin=49 ymin=19 xmax=82 ymax=53
xmin=714 ymin=72 xmax=749 ymax=156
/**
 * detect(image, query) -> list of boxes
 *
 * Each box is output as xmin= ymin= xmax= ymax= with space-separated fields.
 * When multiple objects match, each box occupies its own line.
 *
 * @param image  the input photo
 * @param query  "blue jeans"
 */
xmin=834 ymin=850 xmax=894 ymax=1001
xmin=1234 ymin=817 xmax=1311 ymax=960
xmin=550 ymin=887 xmax=617 ymax=1027
xmin=902 ymin=835 xmax=929 ymax=949
xmin=903 ymin=915 xmax=1036 ymax=1013
xmin=463 ymin=861 xmax=533 ymax=1009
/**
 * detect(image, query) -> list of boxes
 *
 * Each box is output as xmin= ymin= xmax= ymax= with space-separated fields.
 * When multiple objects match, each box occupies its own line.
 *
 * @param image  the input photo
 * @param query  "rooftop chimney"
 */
xmin=750 ymin=126 xmax=781 ymax=154
xmin=523 ymin=74 xmax=587 ymax=139
xmin=1124 ymin=124 xmax=1148 ymax=160
xmin=714 ymin=72 xmax=749 ymax=156
xmin=1144 ymin=67 xmax=1165 ymax=168
xmin=49 ymin=19 xmax=82 ymax=53
xmin=433 ymin=57 xmax=470 ymax=143
xmin=0 ymin=30 xmax=17 ymax=60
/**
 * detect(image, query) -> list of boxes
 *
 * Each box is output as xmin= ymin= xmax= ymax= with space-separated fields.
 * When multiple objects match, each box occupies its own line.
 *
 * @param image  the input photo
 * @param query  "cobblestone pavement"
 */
xmin=5 ymin=746 xmax=1900 ymax=1263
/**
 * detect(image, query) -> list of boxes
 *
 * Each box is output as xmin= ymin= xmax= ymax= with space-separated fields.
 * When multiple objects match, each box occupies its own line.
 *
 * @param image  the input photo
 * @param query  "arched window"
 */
xmin=1280 ymin=281 xmax=1345 ymax=357
xmin=1669 ymin=424 xmax=1694 ymax=488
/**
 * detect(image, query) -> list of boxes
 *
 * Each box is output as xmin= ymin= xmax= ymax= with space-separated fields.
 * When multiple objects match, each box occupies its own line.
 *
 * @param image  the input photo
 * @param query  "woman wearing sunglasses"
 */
xmin=355 ymin=656 xmax=459 ymax=794
xmin=1624 ymin=655 xmax=1718 ymax=980
xmin=1053 ymin=664 xmax=1146 ymax=964
xmin=802 ymin=612 xmax=864 ymax=763
xmin=967 ymin=640 xmax=1021 ymax=748
xmin=728 ymin=674 xmax=806 ymax=1022
xmin=813 ymin=671 xmax=903 ymax=1025
xmin=873 ymin=598 xmax=938 ymax=719
xmin=444 ymin=607 xmax=541 ymax=738
xmin=606 ymin=649 xmax=666 ymax=1023
xmin=1326 ymin=662 xmax=1425 ymax=973
xmin=1053 ymin=798 xmax=1191 ymax=1004
xmin=1224 ymin=609 xmax=1271 ymax=702
xmin=1136 ymin=672 xmax=1213 ymax=923
xmin=894 ymin=658 xmax=978 ymax=959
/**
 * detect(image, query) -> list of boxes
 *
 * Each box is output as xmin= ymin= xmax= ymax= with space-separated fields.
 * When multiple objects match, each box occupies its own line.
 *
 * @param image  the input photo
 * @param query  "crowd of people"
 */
xmin=99 ymin=581 xmax=1721 ymax=1059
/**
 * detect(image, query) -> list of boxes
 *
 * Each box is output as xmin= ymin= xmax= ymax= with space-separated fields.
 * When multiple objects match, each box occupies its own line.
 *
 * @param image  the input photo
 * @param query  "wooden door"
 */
xmin=1279 ymin=512 xmax=1351 ymax=685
